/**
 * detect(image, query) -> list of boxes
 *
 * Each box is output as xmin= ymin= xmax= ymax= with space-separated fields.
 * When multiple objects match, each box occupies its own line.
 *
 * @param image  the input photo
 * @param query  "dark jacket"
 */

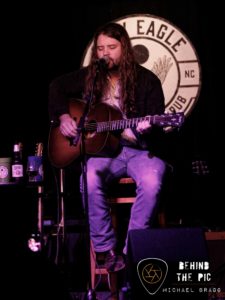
xmin=48 ymin=64 xmax=165 ymax=157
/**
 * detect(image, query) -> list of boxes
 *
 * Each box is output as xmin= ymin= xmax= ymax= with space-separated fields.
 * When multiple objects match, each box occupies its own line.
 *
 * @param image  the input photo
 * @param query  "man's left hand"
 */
xmin=136 ymin=121 xmax=152 ymax=134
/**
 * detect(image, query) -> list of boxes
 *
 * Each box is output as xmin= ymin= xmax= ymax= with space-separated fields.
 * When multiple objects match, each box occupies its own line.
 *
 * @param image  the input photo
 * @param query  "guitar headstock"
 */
xmin=35 ymin=142 xmax=43 ymax=157
xmin=155 ymin=112 xmax=185 ymax=127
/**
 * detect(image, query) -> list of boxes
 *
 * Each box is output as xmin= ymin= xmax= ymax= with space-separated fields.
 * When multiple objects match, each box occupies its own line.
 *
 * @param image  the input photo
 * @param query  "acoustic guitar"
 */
xmin=48 ymin=99 xmax=184 ymax=168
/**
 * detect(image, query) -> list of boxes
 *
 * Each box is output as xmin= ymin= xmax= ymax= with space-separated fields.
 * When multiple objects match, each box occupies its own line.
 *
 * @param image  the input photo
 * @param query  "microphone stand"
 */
xmin=72 ymin=67 xmax=100 ymax=300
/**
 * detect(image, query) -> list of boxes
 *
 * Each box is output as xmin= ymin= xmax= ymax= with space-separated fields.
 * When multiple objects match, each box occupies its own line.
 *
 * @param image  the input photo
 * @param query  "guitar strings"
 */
xmin=82 ymin=113 xmax=183 ymax=131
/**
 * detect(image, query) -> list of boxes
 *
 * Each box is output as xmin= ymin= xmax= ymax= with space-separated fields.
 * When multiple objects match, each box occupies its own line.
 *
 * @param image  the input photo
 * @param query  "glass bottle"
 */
xmin=11 ymin=143 xmax=24 ymax=183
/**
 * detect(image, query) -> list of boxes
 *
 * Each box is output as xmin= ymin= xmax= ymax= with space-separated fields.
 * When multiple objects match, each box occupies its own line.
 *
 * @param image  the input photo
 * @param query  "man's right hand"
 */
xmin=59 ymin=114 xmax=78 ymax=137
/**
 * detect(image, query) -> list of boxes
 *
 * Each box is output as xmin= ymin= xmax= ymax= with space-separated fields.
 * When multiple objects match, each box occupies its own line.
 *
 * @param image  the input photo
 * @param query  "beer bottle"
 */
xmin=11 ymin=143 xmax=24 ymax=183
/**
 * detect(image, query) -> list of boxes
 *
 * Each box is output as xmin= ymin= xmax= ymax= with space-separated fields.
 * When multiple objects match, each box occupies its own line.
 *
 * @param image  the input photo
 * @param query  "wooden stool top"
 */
xmin=109 ymin=177 xmax=136 ymax=204
xmin=118 ymin=177 xmax=135 ymax=184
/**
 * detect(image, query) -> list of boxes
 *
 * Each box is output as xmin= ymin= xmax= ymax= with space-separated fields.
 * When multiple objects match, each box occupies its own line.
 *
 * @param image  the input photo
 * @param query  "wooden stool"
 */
xmin=90 ymin=177 xmax=167 ymax=298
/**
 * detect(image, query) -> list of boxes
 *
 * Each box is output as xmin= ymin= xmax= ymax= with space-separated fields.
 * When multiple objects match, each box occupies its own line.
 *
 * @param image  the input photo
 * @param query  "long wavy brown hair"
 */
xmin=84 ymin=22 xmax=137 ymax=115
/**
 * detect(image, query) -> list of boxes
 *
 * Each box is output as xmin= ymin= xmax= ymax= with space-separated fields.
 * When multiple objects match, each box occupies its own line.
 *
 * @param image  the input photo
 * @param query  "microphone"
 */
xmin=95 ymin=57 xmax=109 ymax=68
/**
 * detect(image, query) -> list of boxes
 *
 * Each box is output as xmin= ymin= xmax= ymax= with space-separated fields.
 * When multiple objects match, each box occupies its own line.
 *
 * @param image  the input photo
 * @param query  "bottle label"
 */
xmin=12 ymin=164 xmax=23 ymax=177
xmin=0 ymin=166 xmax=9 ymax=179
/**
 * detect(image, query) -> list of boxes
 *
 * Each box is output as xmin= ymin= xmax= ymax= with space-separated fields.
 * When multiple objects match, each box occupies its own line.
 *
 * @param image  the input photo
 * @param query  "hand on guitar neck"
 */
xmin=136 ymin=120 xmax=152 ymax=134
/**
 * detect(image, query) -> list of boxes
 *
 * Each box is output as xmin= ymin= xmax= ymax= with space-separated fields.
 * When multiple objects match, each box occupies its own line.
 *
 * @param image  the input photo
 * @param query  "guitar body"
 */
xmin=48 ymin=99 xmax=184 ymax=168
xmin=48 ymin=99 xmax=122 ymax=168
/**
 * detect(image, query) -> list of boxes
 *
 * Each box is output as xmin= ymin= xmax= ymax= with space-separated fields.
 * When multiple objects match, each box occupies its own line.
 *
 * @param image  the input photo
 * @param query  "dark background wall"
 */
xmin=1 ymin=1 xmax=221 ymax=230
xmin=1 ymin=1 xmax=222 ymax=296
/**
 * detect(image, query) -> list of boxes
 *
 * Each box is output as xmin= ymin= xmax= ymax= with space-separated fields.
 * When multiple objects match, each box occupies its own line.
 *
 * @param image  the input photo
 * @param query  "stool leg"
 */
xmin=59 ymin=168 xmax=65 ymax=242
xmin=37 ymin=185 xmax=43 ymax=249
xmin=37 ymin=186 xmax=43 ymax=234
xmin=158 ymin=210 xmax=166 ymax=228
xmin=90 ymin=240 xmax=96 ymax=289
xmin=108 ymin=273 xmax=119 ymax=300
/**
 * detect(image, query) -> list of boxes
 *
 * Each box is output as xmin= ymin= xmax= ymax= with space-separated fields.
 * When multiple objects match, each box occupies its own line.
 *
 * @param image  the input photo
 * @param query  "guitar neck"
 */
xmin=96 ymin=116 xmax=152 ymax=133
xmin=83 ymin=112 xmax=183 ymax=133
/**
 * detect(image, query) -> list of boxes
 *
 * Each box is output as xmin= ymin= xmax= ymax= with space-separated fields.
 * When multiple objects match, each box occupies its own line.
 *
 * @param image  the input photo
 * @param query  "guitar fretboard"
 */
xmin=96 ymin=116 xmax=152 ymax=132
xmin=84 ymin=113 xmax=183 ymax=132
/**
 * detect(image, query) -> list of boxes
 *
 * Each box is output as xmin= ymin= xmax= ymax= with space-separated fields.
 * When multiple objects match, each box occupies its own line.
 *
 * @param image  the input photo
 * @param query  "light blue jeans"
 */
xmin=81 ymin=146 xmax=166 ymax=254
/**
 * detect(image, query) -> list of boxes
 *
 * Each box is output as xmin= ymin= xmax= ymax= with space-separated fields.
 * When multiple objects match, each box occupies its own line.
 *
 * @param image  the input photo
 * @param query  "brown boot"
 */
xmin=105 ymin=249 xmax=125 ymax=272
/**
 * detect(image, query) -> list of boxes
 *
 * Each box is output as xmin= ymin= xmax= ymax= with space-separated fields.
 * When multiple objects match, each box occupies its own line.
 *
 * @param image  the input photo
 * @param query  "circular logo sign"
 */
xmin=81 ymin=14 xmax=201 ymax=124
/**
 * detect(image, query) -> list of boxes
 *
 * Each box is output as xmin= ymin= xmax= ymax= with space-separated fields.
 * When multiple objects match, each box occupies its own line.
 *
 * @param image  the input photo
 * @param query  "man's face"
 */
xmin=96 ymin=34 xmax=122 ymax=69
